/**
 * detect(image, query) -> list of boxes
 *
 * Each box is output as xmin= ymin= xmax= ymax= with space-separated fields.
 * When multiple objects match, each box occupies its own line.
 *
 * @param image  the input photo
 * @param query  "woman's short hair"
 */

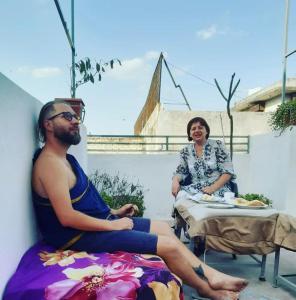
xmin=186 ymin=117 xmax=210 ymax=141
xmin=37 ymin=100 xmax=67 ymax=143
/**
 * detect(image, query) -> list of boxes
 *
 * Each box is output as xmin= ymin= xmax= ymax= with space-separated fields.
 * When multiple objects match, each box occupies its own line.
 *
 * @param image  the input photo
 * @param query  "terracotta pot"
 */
xmin=55 ymin=98 xmax=85 ymax=121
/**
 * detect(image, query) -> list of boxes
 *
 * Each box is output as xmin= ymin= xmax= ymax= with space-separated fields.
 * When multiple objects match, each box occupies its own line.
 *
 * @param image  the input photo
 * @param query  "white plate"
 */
xmin=234 ymin=204 xmax=269 ymax=209
xmin=200 ymin=196 xmax=224 ymax=203
xmin=200 ymin=199 xmax=222 ymax=204
xmin=206 ymin=203 xmax=235 ymax=209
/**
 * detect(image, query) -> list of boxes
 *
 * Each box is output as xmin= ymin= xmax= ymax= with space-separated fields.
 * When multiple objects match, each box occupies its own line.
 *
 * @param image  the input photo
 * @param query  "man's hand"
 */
xmin=202 ymin=186 xmax=216 ymax=195
xmin=115 ymin=204 xmax=139 ymax=217
xmin=110 ymin=217 xmax=134 ymax=230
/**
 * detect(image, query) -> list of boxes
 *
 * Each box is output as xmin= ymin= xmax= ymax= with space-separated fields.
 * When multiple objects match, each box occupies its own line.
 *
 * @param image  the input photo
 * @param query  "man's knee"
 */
xmin=156 ymin=236 xmax=180 ymax=256
xmin=151 ymin=220 xmax=174 ymax=235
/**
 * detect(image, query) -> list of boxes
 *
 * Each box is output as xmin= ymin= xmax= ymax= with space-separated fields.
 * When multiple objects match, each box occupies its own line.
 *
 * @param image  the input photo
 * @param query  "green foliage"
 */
xmin=90 ymin=171 xmax=146 ymax=217
xmin=269 ymin=100 xmax=296 ymax=134
xmin=238 ymin=193 xmax=272 ymax=206
xmin=73 ymin=57 xmax=121 ymax=90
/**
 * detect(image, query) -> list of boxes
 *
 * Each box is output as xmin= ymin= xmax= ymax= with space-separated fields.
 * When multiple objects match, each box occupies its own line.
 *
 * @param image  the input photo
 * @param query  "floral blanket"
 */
xmin=4 ymin=242 xmax=183 ymax=300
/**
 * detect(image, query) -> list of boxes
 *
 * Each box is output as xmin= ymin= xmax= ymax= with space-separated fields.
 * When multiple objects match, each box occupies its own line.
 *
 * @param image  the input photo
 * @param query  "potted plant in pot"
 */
xmin=269 ymin=99 xmax=296 ymax=135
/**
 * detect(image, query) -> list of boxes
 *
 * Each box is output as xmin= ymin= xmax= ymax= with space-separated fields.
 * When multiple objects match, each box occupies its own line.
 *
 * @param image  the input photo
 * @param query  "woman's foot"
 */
xmin=209 ymin=272 xmax=248 ymax=292
xmin=199 ymin=288 xmax=239 ymax=300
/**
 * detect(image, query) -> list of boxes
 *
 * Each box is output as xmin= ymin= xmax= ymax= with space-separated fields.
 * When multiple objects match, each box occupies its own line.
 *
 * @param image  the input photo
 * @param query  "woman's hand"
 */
xmin=202 ymin=186 xmax=216 ymax=195
xmin=110 ymin=217 xmax=134 ymax=230
xmin=202 ymin=174 xmax=232 ymax=195
xmin=172 ymin=177 xmax=181 ymax=197
xmin=115 ymin=204 xmax=139 ymax=217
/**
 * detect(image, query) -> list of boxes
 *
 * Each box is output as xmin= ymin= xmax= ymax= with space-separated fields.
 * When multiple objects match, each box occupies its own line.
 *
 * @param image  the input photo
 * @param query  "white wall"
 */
xmin=246 ymin=130 xmax=296 ymax=211
xmin=0 ymin=73 xmax=42 ymax=297
xmin=0 ymin=72 xmax=87 ymax=297
xmin=88 ymin=153 xmax=178 ymax=220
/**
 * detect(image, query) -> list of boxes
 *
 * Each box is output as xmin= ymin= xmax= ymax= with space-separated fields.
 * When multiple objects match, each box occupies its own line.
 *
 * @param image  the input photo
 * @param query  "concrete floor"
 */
xmin=183 ymin=248 xmax=296 ymax=300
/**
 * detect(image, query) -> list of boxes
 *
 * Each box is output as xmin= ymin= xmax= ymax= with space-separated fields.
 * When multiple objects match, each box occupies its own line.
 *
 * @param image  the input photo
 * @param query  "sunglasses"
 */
xmin=48 ymin=111 xmax=84 ymax=123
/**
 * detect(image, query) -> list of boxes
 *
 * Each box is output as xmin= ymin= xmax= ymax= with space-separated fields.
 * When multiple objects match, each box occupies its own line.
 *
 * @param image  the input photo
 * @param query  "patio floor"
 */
xmin=182 ymin=248 xmax=296 ymax=300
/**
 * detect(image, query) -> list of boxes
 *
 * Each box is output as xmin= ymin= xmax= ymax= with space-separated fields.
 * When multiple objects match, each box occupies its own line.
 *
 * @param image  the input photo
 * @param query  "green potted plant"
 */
xmin=90 ymin=171 xmax=146 ymax=217
xmin=269 ymin=99 xmax=296 ymax=134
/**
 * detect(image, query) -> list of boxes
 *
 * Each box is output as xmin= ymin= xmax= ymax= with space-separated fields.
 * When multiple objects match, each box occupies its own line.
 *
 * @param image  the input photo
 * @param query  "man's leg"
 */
xmin=156 ymin=235 xmax=239 ymax=300
xmin=150 ymin=220 xmax=248 ymax=292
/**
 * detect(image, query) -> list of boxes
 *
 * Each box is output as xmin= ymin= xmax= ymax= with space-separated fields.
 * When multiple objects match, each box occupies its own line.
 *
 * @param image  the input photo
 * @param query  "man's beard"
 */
xmin=54 ymin=127 xmax=81 ymax=145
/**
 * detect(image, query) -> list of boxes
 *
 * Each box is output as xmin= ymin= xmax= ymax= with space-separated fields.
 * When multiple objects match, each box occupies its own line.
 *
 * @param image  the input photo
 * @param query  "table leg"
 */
xmin=273 ymin=246 xmax=280 ymax=287
xmin=259 ymin=254 xmax=267 ymax=281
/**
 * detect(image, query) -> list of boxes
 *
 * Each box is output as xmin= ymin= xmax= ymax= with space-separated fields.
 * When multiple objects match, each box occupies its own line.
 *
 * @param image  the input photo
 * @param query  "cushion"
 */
xmin=4 ymin=242 xmax=183 ymax=300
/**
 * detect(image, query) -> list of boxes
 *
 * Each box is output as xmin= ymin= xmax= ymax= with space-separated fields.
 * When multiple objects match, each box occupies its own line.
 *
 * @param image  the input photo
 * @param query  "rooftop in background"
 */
xmin=232 ymin=78 xmax=296 ymax=112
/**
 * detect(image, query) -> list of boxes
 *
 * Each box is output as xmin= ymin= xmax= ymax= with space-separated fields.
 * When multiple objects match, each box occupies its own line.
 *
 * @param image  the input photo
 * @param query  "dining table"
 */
xmin=174 ymin=191 xmax=279 ymax=280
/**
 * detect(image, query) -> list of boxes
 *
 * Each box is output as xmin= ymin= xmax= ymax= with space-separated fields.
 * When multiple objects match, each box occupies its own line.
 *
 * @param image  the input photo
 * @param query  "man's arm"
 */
xmin=37 ymin=156 xmax=133 ymax=231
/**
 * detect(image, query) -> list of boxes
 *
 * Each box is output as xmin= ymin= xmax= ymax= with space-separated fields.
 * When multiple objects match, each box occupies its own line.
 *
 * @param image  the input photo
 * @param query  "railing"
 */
xmin=87 ymin=135 xmax=249 ymax=153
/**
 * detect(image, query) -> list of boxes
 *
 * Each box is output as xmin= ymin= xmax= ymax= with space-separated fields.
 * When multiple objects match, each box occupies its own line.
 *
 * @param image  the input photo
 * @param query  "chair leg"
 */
xmin=193 ymin=237 xmax=206 ymax=257
xmin=174 ymin=223 xmax=182 ymax=239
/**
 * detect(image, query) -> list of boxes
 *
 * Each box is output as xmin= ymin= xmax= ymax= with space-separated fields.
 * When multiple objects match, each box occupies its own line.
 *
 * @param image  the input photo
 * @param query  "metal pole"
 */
xmin=53 ymin=0 xmax=76 ymax=97
xmin=282 ymin=0 xmax=290 ymax=103
xmin=71 ymin=0 xmax=76 ymax=98
xmin=53 ymin=0 xmax=75 ymax=51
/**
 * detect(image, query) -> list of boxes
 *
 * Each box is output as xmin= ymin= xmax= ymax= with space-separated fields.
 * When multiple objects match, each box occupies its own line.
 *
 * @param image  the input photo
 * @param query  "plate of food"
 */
xmin=199 ymin=194 xmax=224 ymax=203
xmin=233 ymin=198 xmax=268 ymax=209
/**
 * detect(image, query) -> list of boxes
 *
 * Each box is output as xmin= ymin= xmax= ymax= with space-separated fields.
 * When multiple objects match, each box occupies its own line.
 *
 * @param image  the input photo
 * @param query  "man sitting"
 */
xmin=31 ymin=100 xmax=248 ymax=300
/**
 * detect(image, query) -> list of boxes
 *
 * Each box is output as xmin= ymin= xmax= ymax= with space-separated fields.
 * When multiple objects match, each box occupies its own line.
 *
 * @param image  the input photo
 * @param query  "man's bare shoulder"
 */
xmin=33 ymin=151 xmax=67 ymax=180
xmin=32 ymin=150 xmax=69 ymax=198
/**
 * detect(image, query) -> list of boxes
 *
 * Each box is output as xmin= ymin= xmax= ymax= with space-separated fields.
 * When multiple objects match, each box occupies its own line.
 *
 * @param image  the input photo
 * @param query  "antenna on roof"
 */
xmin=161 ymin=53 xmax=192 ymax=110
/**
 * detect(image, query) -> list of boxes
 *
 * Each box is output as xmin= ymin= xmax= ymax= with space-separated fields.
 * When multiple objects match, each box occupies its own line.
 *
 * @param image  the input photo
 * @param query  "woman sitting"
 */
xmin=172 ymin=117 xmax=236 ymax=198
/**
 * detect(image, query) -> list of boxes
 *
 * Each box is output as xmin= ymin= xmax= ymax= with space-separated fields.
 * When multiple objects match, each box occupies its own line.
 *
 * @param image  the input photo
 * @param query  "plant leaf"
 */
xmin=79 ymin=61 xmax=86 ymax=73
xmin=86 ymin=58 xmax=91 ymax=70
xmin=96 ymin=63 xmax=101 ymax=72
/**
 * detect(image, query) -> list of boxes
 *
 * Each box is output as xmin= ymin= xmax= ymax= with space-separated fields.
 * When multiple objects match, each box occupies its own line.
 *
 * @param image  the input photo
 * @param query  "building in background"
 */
xmin=233 ymin=78 xmax=296 ymax=112
xmin=133 ymin=55 xmax=282 ymax=138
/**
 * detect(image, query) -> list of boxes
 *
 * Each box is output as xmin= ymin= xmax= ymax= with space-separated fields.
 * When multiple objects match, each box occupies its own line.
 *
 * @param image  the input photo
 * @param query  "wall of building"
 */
xmin=265 ymin=96 xmax=281 ymax=112
xmin=0 ymin=73 xmax=87 ymax=297
xmin=139 ymin=104 xmax=272 ymax=137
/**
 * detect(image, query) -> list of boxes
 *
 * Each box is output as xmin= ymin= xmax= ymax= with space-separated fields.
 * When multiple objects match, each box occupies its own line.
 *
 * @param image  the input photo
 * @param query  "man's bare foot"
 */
xmin=209 ymin=273 xmax=248 ymax=292
xmin=199 ymin=288 xmax=239 ymax=300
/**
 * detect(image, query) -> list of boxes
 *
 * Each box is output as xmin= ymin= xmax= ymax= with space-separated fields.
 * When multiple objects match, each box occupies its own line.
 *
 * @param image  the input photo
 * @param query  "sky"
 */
xmin=1 ymin=0 xmax=296 ymax=134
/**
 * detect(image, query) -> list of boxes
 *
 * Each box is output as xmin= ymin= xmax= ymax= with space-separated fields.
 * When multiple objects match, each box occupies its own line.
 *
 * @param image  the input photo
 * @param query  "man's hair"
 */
xmin=37 ymin=100 xmax=68 ymax=142
xmin=186 ymin=117 xmax=210 ymax=141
